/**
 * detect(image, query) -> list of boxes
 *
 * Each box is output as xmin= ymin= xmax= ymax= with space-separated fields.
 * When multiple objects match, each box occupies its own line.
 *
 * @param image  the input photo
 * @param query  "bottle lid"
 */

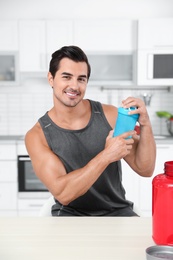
xmin=118 ymin=107 xmax=139 ymax=120
xmin=164 ymin=161 xmax=173 ymax=177
xmin=146 ymin=245 xmax=173 ymax=260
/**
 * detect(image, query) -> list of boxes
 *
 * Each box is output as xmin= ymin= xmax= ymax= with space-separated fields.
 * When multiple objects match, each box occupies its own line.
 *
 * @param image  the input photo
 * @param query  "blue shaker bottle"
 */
xmin=113 ymin=107 xmax=139 ymax=138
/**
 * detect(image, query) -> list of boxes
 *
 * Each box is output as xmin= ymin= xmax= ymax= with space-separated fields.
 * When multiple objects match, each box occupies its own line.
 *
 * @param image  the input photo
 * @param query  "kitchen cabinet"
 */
xmin=74 ymin=19 xmax=137 ymax=86
xmin=17 ymin=142 xmax=51 ymax=217
xmin=137 ymin=18 xmax=173 ymax=86
xmin=138 ymin=18 xmax=173 ymax=49
xmin=19 ymin=20 xmax=73 ymax=72
xmin=0 ymin=141 xmax=51 ymax=217
xmin=0 ymin=21 xmax=18 ymax=50
xmin=46 ymin=20 xmax=73 ymax=59
xmin=140 ymin=143 xmax=173 ymax=216
xmin=0 ymin=143 xmax=17 ymax=216
xmin=122 ymin=142 xmax=173 ymax=217
xmin=18 ymin=198 xmax=50 ymax=216
xmin=74 ymin=19 xmax=137 ymax=52
xmin=121 ymin=160 xmax=141 ymax=214
xmin=19 ymin=20 xmax=47 ymax=72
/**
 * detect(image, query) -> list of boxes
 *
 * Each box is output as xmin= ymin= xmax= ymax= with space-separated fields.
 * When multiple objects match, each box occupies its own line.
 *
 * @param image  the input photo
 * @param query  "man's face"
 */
xmin=48 ymin=58 xmax=88 ymax=107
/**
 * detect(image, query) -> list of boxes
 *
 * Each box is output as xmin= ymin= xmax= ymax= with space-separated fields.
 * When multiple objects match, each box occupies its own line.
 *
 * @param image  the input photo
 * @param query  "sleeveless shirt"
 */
xmin=38 ymin=99 xmax=133 ymax=216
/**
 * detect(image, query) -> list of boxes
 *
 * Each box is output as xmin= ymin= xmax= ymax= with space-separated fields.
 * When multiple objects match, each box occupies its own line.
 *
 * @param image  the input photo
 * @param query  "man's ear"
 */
xmin=47 ymin=72 xmax=53 ymax=87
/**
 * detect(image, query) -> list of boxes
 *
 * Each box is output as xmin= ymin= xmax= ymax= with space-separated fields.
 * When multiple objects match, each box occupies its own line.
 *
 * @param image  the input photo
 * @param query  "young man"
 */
xmin=25 ymin=45 xmax=156 ymax=216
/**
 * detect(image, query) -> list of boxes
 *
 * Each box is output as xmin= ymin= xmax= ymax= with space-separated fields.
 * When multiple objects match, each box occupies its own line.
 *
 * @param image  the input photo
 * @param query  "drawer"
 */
xmin=18 ymin=198 xmax=48 ymax=210
xmin=0 ymin=161 xmax=17 ymax=181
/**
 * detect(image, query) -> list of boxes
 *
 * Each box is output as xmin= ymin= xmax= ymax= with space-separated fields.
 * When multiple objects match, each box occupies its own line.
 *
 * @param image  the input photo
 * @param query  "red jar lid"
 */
xmin=165 ymin=161 xmax=173 ymax=177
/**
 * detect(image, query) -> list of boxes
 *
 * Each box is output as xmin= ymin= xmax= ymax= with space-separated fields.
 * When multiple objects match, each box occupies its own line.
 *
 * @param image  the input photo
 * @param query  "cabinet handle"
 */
xmin=28 ymin=204 xmax=43 ymax=207
xmin=157 ymin=146 xmax=170 ymax=149
xmin=40 ymin=53 xmax=46 ymax=70
xmin=154 ymin=45 xmax=173 ymax=48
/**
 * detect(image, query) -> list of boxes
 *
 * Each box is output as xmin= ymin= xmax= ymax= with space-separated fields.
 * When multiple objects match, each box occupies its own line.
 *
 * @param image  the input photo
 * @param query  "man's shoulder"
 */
xmin=25 ymin=122 xmax=42 ymax=143
xmin=88 ymin=99 xmax=117 ymax=111
xmin=101 ymin=103 xmax=117 ymax=113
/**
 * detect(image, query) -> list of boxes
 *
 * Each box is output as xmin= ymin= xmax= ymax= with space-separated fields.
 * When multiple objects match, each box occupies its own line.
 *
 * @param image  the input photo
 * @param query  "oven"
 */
xmin=17 ymin=155 xmax=50 ymax=199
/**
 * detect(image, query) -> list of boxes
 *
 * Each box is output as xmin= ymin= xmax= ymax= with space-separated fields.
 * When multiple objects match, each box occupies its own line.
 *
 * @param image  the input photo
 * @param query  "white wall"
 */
xmin=0 ymin=0 xmax=173 ymax=20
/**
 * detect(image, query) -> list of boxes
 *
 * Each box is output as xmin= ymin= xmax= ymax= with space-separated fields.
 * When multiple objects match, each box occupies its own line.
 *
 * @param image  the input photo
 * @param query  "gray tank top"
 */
xmin=39 ymin=99 xmax=132 ymax=216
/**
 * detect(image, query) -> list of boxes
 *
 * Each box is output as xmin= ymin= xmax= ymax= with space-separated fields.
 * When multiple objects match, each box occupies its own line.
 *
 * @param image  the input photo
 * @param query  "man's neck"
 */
xmin=48 ymin=99 xmax=90 ymax=130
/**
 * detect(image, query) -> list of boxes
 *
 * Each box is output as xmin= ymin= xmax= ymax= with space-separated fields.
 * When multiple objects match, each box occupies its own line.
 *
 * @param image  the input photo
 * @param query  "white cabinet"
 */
xmin=121 ymin=160 xmax=141 ymax=214
xmin=0 ymin=143 xmax=17 ymax=216
xmin=19 ymin=20 xmax=73 ymax=72
xmin=138 ymin=18 xmax=173 ymax=49
xmin=0 ymin=183 xmax=17 ymax=210
xmin=140 ymin=143 xmax=173 ymax=216
xmin=74 ymin=19 xmax=137 ymax=86
xmin=0 ymin=21 xmax=18 ymax=50
xmin=122 ymin=143 xmax=173 ymax=217
xmin=17 ymin=198 xmax=49 ymax=216
xmin=46 ymin=20 xmax=73 ymax=58
xmin=74 ymin=19 xmax=136 ymax=52
xmin=19 ymin=21 xmax=47 ymax=72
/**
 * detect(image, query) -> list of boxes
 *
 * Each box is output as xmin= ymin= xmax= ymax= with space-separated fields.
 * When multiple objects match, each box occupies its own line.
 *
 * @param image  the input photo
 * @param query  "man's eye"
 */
xmin=63 ymin=75 xmax=70 ymax=79
xmin=79 ymin=77 xmax=87 ymax=82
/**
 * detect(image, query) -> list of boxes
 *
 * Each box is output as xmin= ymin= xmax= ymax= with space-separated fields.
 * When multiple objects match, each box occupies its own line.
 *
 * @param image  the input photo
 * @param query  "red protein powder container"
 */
xmin=152 ymin=161 xmax=173 ymax=245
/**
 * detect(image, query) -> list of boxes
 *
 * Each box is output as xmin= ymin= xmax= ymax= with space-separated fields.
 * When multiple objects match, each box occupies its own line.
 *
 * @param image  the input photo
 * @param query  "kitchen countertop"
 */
xmin=0 ymin=135 xmax=24 ymax=144
xmin=154 ymin=135 xmax=173 ymax=144
xmin=0 ymin=135 xmax=24 ymax=140
xmin=0 ymin=216 xmax=154 ymax=260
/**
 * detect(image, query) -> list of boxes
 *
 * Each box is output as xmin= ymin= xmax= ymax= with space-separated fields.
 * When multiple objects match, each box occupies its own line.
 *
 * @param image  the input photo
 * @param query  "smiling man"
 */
xmin=25 ymin=45 xmax=156 ymax=216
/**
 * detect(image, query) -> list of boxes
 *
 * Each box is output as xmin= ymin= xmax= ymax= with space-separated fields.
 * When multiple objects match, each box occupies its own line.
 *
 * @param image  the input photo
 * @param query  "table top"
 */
xmin=0 ymin=217 xmax=154 ymax=260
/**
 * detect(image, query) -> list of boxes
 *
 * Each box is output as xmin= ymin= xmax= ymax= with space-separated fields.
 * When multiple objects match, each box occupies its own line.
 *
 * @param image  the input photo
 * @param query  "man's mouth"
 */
xmin=65 ymin=90 xmax=80 ymax=97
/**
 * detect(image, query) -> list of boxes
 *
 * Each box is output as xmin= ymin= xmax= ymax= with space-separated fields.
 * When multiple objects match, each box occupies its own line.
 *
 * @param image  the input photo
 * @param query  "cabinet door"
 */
xmin=0 ymin=21 xmax=18 ymax=50
xmin=121 ymin=160 xmax=140 ymax=211
xmin=74 ymin=19 xmax=136 ymax=52
xmin=139 ymin=144 xmax=173 ymax=216
xmin=138 ymin=18 xmax=173 ymax=49
xmin=19 ymin=20 xmax=46 ymax=71
xmin=17 ymin=198 xmax=49 ymax=216
xmin=0 ymin=183 xmax=17 ymax=210
xmin=0 ymin=161 xmax=17 ymax=182
xmin=46 ymin=20 xmax=73 ymax=59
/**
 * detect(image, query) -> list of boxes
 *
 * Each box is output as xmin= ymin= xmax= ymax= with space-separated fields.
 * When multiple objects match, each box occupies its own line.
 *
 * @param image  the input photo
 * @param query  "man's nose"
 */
xmin=69 ymin=78 xmax=79 ymax=89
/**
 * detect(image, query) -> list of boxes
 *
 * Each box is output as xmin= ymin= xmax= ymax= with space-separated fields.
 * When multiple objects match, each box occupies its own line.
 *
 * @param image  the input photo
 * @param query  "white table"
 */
xmin=0 ymin=217 xmax=154 ymax=260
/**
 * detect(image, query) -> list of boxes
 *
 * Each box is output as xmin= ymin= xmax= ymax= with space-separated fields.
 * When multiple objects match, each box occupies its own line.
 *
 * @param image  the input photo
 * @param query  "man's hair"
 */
xmin=49 ymin=45 xmax=91 ymax=80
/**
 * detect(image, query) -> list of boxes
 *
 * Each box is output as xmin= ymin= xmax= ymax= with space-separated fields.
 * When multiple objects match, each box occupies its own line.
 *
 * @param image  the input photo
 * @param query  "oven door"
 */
xmin=18 ymin=155 xmax=49 ymax=199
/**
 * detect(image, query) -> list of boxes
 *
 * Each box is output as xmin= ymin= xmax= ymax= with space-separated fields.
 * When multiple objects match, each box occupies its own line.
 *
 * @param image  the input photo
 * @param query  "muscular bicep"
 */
xmin=25 ymin=127 xmax=67 ymax=197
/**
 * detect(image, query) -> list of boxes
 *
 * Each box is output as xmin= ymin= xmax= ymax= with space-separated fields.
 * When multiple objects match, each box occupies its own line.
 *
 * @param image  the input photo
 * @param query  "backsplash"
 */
xmin=0 ymin=78 xmax=173 ymax=136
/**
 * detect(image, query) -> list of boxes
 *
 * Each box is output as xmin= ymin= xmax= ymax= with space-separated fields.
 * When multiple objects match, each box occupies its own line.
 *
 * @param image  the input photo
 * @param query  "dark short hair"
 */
xmin=49 ymin=45 xmax=91 ymax=80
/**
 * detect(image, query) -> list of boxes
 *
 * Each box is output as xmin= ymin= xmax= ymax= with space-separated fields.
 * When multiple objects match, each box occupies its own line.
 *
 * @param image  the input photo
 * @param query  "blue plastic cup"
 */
xmin=113 ymin=107 xmax=139 ymax=139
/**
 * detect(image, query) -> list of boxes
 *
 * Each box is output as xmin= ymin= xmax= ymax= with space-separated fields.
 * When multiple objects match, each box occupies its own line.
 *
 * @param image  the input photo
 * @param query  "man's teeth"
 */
xmin=66 ymin=92 xmax=77 ymax=96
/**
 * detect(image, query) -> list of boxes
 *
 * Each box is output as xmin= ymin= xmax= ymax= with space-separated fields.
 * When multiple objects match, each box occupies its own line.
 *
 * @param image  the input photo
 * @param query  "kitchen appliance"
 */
xmin=0 ymin=51 xmax=19 ymax=85
xmin=18 ymin=155 xmax=49 ymax=199
xmin=167 ymin=119 xmax=173 ymax=136
xmin=137 ymin=50 xmax=173 ymax=86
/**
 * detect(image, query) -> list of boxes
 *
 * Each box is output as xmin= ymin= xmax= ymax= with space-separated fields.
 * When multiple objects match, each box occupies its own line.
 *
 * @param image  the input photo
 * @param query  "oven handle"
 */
xmin=18 ymin=156 xmax=31 ymax=161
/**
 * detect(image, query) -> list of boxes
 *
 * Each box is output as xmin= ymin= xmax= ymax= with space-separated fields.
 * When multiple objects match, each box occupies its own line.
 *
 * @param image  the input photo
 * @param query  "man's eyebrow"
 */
xmin=61 ymin=72 xmax=73 ymax=76
xmin=79 ymin=75 xmax=87 ymax=78
xmin=61 ymin=72 xmax=87 ymax=78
